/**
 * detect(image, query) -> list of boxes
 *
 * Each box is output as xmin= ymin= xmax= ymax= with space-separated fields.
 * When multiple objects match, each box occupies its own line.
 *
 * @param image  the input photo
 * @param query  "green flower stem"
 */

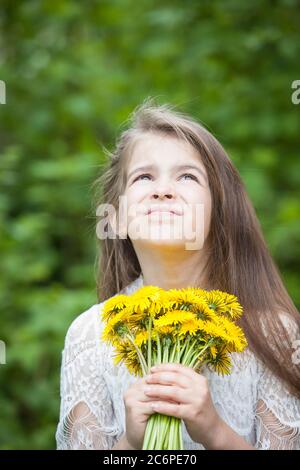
xmin=156 ymin=333 xmax=162 ymax=364
xmin=145 ymin=409 xmax=180 ymax=450
xmin=188 ymin=349 xmax=202 ymax=366
xmin=143 ymin=333 xmax=215 ymax=450
xmin=188 ymin=339 xmax=214 ymax=368
xmin=147 ymin=316 xmax=152 ymax=372
xmin=176 ymin=335 xmax=182 ymax=362
xmin=160 ymin=415 xmax=169 ymax=448
xmin=173 ymin=418 xmax=178 ymax=449
xmin=143 ymin=414 xmax=156 ymax=449
xmin=173 ymin=418 xmax=179 ymax=449
xmin=178 ymin=336 xmax=190 ymax=361
xmin=167 ymin=417 xmax=173 ymax=448
xmin=143 ymin=413 xmax=156 ymax=449
xmin=155 ymin=413 xmax=161 ymax=449
xmin=169 ymin=342 xmax=176 ymax=362
xmin=149 ymin=414 xmax=160 ymax=448
xmin=162 ymin=340 xmax=169 ymax=363
xmin=169 ymin=417 xmax=180 ymax=449
xmin=143 ymin=412 xmax=183 ymax=450
xmin=124 ymin=333 xmax=148 ymax=375
xmin=159 ymin=415 xmax=166 ymax=450
xmin=168 ymin=335 xmax=182 ymax=363
xmin=192 ymin=357 xmax=210 ymax=373
xmin=152 ymin=350 xmax=157 ymax=364
xmin=181 ymin=337 xmax=198 ymax=365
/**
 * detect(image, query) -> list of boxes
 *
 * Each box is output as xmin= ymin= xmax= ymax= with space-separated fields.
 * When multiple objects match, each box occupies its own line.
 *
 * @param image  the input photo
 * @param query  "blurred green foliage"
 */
xmin=0 ymin=0 xmax=299 ymax=450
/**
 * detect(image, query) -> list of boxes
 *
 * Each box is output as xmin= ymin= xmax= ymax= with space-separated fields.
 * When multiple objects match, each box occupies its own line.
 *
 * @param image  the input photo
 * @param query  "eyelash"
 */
xmin=133 ymin=173 xmax=199 ymax=183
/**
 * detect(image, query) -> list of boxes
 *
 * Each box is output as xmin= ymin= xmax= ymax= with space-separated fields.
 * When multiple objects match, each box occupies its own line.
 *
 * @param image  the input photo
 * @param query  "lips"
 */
xmin=147 ymin=205 xmax=182 ymax=216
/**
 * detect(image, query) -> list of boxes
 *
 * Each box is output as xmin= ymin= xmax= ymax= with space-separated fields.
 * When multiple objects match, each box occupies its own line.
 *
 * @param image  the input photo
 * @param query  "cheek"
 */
xmin=186 ymin=190 xmax=212 ymax=239
xmin=121 ymin=187 xmax=148 ymax=225
xmin=125 ymin=185 xmax=148 ymax=204
xmin=202 ymin=192 xmax=212 ymax=232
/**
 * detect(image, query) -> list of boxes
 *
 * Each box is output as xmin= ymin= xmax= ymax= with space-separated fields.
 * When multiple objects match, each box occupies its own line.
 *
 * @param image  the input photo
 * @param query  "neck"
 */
xmin=134 ymin=243 xmax=209 ymax=290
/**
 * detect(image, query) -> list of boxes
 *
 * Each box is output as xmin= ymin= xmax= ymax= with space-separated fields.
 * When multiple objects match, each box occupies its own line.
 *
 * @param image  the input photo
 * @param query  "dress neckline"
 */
xmin=121 ymin=272 xmax=144 ymax=295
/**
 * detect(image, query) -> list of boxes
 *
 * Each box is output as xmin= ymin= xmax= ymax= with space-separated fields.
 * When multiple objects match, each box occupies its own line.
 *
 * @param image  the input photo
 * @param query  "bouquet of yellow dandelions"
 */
xmin=101 ymin=285 xmax=247 ymax=450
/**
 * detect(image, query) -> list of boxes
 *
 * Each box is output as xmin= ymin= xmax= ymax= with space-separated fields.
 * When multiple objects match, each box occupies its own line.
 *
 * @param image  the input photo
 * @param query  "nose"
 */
xmin=151 ymin=179 xmax=176 ymax=200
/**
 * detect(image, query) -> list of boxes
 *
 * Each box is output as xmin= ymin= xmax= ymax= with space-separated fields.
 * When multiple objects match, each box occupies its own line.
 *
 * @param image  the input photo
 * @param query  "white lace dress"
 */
xmin=55 ymin=274 xmax=300 ymax=450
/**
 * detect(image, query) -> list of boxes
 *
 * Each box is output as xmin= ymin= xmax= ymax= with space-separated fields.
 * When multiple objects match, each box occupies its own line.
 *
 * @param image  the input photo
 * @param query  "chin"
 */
xmin=143 ymin=237 xmax=186 ymax=249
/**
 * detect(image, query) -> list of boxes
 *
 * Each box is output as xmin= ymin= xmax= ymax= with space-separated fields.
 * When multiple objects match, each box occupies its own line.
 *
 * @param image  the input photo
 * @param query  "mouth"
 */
xmin=146 ymin=206 xmax=182 ymax=216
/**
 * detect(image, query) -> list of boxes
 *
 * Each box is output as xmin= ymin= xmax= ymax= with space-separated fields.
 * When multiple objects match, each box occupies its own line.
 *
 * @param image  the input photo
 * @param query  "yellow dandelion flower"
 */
xmin=210 ymin=345 xmax=217 ymax=359
xmin=191 ymin=298 xmax=218 ymax=321
xmin=201 ymin=290 xmax=243 ymax=319
xmin=214 ymin=317 xmax=248 ymax=352
xmin=221 ymin=293 xmax=243 ymax=319
xmin=197 ymin=319 xmax=230 ymax=342
xmin=152 ymin=326 xmax=176 ymax=342
xmin=194 ymin=318 xmax=208 ymax=331
xmin=108 ymin=310 xmax=127 ymax=327
xmin=208 ymin=346 xmax=232 ymax=375
xmin=111 ymin=337 xmax=143 ymax=376
xmin=101 ymin=310 xmax=129 ymax=343
xmin=165 ymin=288 xmax=205 ymax=308
xmin=125 ymin=286 xmax=165 ymax=319
xmin=177 ymin=318 xmax=200 ymax=337
xmin=185 ymin=287 xmax=207 ymax=297
xmin=127 ymin=295 xmax=151 ymax=314
xmin=134 ymin=330 xmax=149 ymax=347
xmin=154 ymin=310 xmax=196 ymax=328
xmin=101 ymin=294 xmax=129 ymax=321
xmin=126 ymin=361 xmax=143 ymax=377
xmin=201 ymin=291 xmax=229 ymax=313
xmin=140 ymin=285 xmax=164 ymax=297
xmin=132 ymin=286 xmax=163 ymax=303
xmin=112 ymin=340 xmax=135 ymax=365
xmin=126 ymin=307 xmax=147 ymax=326
xmin=153 ymin=324 xmax=175 ymax=336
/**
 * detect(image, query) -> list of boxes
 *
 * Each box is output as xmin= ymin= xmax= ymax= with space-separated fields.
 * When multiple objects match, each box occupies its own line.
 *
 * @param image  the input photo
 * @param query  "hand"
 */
xmin=144 ymin=362 xmax=223 ymax=448
xmin=123 ymin=375 xmax=179 ymax=449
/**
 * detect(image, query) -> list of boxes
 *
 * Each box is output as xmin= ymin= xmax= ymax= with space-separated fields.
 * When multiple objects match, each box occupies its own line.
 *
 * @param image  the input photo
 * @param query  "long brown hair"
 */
xmin=92 ymin=97 xmax=300 ymax=398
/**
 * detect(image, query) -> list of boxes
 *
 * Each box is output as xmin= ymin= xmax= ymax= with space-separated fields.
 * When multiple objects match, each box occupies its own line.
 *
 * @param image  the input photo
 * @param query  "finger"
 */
xmin=150 ymin=362 xmax=200 ymax=380
xmin=136 ymin=383 xmax=181 ymax=405
xmin=146 ymin=371 xmax=189 ymax=388
xmin=140 ymin=394 xmax=179 ymax=405
xmin=132 ymin=398 xmax=165 ymax=418
xmin=136 ymin=388 xmax=161 ymax=403
xmin=149 ymin=400 xmax=184 ymax=419
xmin=144 ymin=384 xmax=190 ymax=404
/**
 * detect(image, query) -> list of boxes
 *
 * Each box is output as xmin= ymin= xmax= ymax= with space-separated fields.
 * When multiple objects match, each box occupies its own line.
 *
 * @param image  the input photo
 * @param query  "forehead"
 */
xmin=126 ymin=132 xmax=203 ymax=169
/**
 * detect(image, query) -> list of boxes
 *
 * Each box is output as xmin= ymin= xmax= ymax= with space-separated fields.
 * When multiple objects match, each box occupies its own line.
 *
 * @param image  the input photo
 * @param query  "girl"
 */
xmin=56 ymin=99 xmax=300 ymax=450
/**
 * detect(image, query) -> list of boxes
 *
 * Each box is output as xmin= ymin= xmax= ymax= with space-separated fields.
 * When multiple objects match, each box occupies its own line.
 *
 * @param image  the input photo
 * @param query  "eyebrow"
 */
xmin=127 ymin=164 xmax=207 ymax=183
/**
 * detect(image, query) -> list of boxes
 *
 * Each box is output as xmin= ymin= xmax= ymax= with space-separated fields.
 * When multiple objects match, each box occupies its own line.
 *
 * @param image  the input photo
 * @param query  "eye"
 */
xmin=132 ymin=173 xmax=199 ymax=183
xmin=181 ymin=173 xmax=198 ymax=182
xmin=133 ymin=173 xmax=152 ymax=182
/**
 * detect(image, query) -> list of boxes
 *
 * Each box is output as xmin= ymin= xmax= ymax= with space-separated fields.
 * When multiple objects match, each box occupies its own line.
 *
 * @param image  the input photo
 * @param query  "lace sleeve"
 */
xmin=255 ymin=314 xmax=300 ymax=450
xmin=55 ymin=307 xmax=121 ymax=450
xmin=254 ymin=368 xmax=300 ymax=449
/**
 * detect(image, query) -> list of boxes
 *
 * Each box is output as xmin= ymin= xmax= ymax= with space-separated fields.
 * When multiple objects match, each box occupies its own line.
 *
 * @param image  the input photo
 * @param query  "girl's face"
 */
xmin=121 ymin=133 xmax=212 ymax=251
